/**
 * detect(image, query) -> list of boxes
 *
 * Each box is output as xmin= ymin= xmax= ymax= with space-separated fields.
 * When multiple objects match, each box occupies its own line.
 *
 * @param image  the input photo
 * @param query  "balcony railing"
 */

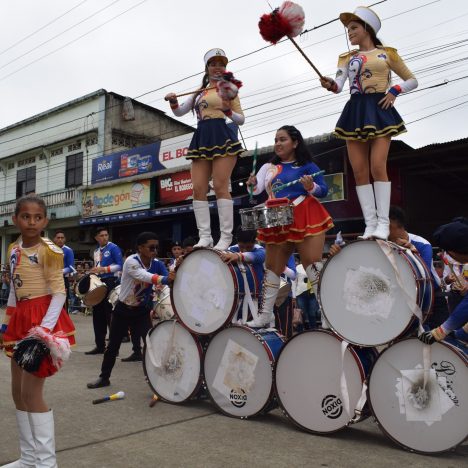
xmin=0 ymin=188 xmax=79 ymax=216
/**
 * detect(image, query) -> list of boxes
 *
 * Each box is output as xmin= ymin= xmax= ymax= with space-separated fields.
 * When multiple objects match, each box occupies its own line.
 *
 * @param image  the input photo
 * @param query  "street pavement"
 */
xmin=1 ymin=313 xmax=466 ymax=468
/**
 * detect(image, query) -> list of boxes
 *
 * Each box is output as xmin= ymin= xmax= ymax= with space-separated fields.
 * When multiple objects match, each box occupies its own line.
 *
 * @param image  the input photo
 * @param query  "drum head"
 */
xmin=368 ymin=338 xmax=468 ymax=454
xmin=82 ymin=275 xmax=107 ymax=306
xmin=172 ymin=249 xmax=237 ymax=334
xmin=204 ymin=326 xmax=276 ymax=418
xmin=319 ymin=241 xmax=421 ymax=346
xmin=275 ymin=330 xmax=370 ymax=434
xmin=143 ymin=321 xmax=202 ymax=403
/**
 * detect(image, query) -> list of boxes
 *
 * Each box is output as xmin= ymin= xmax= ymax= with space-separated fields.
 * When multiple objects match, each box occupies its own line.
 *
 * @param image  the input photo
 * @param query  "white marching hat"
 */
xmin=339 ymin=6 xmax=381 ymax=35
xmin=204 ymin=48 xmax=228 ymax=66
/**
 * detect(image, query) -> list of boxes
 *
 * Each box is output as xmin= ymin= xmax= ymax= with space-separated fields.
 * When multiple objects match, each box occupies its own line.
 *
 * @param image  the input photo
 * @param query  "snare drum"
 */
xmin=204 ymin=325 xmax=285 ymax=418
xmin=275 ymin=330 xmax=378 ymax=434
xmin=143 ymin=320 xmax=203 ymax=403
xmin=239 ymin=200 xmax=294 ymax=230
xmin=319 ymin=240 xmax=433 ymax=347
xmin=368 ymin=337 xmax=468 ymax=454
xmin=171 ymin=249 xmax=260 ymax=334
xmin=107 ymin=285 xmax=121 ymax=309
xmin=153 ymin=285 xmax=174 ymax=321
xmin=74 ymin=274 xmax=107 ymax=307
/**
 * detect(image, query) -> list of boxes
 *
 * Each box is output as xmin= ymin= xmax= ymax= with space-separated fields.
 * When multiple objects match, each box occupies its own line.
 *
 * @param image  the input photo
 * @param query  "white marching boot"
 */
xmin=29 ymin=411 xmax=57 ymax=468
xmin=372 ymin=181 xmax=391 ymax=240
xmin=355 ymin=184 xmax=377 ymax=239
xmin=192 ymin=200 xmax=213 ymax=248
xmin=213 ymin=199 xmax=234 ymax=251
xmin=1 ymin=410 xmax=36 ymax=468
xmin=247 ymin=270 xmax=280 ymax=328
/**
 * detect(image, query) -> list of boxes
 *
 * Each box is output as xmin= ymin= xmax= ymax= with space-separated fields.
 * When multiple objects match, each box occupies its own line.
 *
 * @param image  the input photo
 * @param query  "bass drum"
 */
xmin=143 ymin=320 xmax=203 ymax=403
xmin=368 ymin=337 xmax=468 ymax=454
xmin=275 ymin=330 xmax=378 ymax=434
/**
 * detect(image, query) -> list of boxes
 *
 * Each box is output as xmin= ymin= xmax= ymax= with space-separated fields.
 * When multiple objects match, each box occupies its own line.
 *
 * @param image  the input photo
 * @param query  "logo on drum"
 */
xmin=321 ymin=394 xmax=343 ymax=419
xmin=230 ymin=388 xmax=247 ymax=408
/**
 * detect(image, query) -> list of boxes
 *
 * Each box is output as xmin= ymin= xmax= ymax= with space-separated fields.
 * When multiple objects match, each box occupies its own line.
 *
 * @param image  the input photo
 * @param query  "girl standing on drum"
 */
xmin=0 ymin=194 xmax=76 ymax=467
xmin=246 ymin=126 xmax=333 ymax=328
xmin=165 ymin=48 xmax=245 ymax=251
xmin=320 ymin=6 xmax=417 ymax=240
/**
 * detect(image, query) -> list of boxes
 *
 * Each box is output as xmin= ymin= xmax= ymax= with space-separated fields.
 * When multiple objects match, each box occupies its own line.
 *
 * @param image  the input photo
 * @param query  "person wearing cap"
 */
xmin=418 ymin=219 xmax=468 ymax=347
xmin=168 ymin=241 xmax=183 ymax=271
xmin=165 ymin=48 xmax=245 ymax=251
xmin=320 ymin=6 xmax=418 ymax=241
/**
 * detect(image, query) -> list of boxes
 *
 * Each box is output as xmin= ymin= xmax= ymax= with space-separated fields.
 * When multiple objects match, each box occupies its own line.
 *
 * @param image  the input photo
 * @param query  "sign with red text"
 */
xmin=159 ymin=133 xmax=193 ymax=170
xmin=158 ymin=170 xmax=194 ymax=204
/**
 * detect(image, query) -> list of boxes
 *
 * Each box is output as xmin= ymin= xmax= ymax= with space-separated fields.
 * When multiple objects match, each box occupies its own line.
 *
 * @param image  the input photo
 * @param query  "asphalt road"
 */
xmin=0 ymin=313 xmax=466 ymax=468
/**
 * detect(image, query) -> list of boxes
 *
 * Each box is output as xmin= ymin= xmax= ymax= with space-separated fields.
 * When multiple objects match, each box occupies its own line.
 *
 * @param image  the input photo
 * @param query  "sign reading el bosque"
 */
xmin=91 ymin=142 xmax=163 ymax=183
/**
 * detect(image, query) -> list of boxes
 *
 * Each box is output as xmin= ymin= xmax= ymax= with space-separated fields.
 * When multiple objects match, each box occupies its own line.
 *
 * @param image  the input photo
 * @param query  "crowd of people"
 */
xmin=0 ymin=5 xmax=466 ymax=466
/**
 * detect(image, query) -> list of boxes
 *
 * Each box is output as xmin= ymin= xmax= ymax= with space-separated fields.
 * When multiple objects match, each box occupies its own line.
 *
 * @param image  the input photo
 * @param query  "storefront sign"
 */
xmin=159 ymin=133 xmax=193 ymax=171
xmin=91 ymin=143 xmax=163 ymax=183
xmin=322 ymin=173 xmax=345 ymax=203
xmin=82 ymin=180 xmax=151 ymax=217
xmin=158 ymin=170 xmax=193 ymax=204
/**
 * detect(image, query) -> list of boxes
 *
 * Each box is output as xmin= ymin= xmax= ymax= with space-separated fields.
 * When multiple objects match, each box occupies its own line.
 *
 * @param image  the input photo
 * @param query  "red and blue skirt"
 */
xmin=3 ymin=295 xmax=76 ymax=378
xmin=334 ymin=93 xmax=406 ymax=142
xmin=187 ymin=118 xmax=244 ymax=160
xmin=257 ymin=196 xmax=334 ymax=244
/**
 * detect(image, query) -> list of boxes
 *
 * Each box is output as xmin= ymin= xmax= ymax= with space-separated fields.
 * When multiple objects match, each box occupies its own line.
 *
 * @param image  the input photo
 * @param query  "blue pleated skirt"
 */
xmin=334 ymin=93 xmax=406 ymax=142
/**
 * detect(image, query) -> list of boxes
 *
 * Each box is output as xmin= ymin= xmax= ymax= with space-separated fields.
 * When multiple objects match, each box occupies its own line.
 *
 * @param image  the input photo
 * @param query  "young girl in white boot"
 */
xmin=0 ymin=194 xmax=76 ymax=468
xmin=320 ymin=6 xmax=417 ymax=240
xmin=246 ymin=126 xmax=333 ymax=328
xmin=165 ymin=48 xmax=244 ymax=250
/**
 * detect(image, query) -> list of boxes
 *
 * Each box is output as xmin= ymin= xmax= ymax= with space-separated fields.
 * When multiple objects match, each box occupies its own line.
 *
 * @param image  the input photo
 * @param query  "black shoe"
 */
xmin=87 ymin=377 xmax=110 ymax=389
xmin=85 ymin=347 xmax=105 ymax=355
xmin=121 ymin=353 xmax=142 ymax=362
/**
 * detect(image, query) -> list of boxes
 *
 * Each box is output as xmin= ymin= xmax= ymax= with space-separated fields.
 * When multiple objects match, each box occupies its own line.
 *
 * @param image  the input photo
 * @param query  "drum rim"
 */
xmin=367 ymin=336 xmax=468 ymax=454
xmin=143 ymin=320 xmax=204 ymax=404
xmin=170 ymin=248 xmax=240 ymax=335
xmin=204 ymin=324 xmax=283 ymax=419
xmin=318 ymin=240 xmax=433 ymax=347
xmin=81 ymin=285 xmax=108 ymax=306
xmin=273 ymin=329 xmax=374 ymax=434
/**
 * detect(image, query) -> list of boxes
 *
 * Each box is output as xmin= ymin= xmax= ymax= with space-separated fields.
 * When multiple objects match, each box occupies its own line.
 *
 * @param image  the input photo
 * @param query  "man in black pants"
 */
xmin=85 ymin=227 xmax=123 ymax=355
xmin=87 ymin=232 xmax=173 ymax=388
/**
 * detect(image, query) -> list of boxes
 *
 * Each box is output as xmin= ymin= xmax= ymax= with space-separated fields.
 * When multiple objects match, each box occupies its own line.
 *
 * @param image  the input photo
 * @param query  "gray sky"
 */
xmin=0 ymin=0 xmax=467 ymax=151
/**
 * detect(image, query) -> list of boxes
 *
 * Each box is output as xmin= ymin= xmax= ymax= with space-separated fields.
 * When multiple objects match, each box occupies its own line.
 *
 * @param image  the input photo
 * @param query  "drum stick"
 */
xmin=149 ymin=394 xmax=159 ymax=407
xmin=272 ymin=170 xmax=325 ymax=193
xmin=249 ymin=142 xmax=258 ymax=204
xmin=440 ymin=254 xmax=464 ymax=289
xmin=164 ymin=87 xmax=215 ymax=100
xmin=92 ymin=391 xmax=125 ymax=405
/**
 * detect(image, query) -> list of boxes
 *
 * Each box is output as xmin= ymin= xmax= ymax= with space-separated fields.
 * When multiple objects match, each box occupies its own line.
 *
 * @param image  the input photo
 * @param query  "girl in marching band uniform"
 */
xmin=165 ymin=48 xmax=245 ymax=251
xmin=246 ymin=126 xmax=333 ymax=328
xmin=321 ymin=6 xmax=417 ymax=240
xmin=0 ymin=194 xmax=76 ymax=467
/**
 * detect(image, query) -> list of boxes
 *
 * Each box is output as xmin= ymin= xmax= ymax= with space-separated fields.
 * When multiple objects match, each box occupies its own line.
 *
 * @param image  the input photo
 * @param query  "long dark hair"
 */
xmin=271 ymin=125 xmax=313 ymax=167
xmin=355 ymin=20 xmax=382 ymax=47
xmin=191 ymin=70 xmax=210 ymax=113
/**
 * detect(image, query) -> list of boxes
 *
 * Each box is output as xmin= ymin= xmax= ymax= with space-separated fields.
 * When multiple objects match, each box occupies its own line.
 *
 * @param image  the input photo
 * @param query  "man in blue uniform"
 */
xmin=53 ymin=230 xmax=75 ymax=314
xmin=85 ymin=227 xmax=123 ymax=355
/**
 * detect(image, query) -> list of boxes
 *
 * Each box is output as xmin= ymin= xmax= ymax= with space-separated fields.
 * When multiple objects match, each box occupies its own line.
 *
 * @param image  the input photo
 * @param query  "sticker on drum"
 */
xmin=319 ymin=240 xmax=433 ymax=346
xmin=204 ymin=325 xmax=285 ymax=418
xmin=275 ymin=330 xmax=378 ymax=434
xmin=143 ymin=321 xmax=203 ymax=403
xmin=368 ymin=337 xmax=468 ymax=454
xmin=171 ymin=249 xmax=259 ymax=334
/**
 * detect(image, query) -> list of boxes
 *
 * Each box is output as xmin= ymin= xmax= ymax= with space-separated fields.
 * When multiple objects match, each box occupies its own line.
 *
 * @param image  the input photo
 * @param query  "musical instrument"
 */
xmin=319 ymin=240 xmax=433 ymax=347
xmin=74 ymin=274 xmax=107 ymax=307
xmin=204 ymin=325 xmax=285 ymax=418
xmin=107 ymin=285 xmax=121 ymax=309
xmin=368 ymin=337 xmax=468 ymax=454
xmin=153 ymin=285 xmax=174 ymax=321
xmin=275 ymin=329 xmax=378 ymax=434
xmin=143 ymin=320 xmax=203 ymax=403
xmin=240 ymin=198 xmax=294 ymax=230
xmin=171 ymin=249 xmax=260 ymax=334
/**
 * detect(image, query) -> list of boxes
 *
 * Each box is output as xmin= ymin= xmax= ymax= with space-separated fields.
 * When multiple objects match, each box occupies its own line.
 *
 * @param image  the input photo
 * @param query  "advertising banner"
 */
xmin=158 ymin=133 xmax=193 ymax=171
xmin=82 ymin=180 xmax=151 ymax=217
xmin=322 ymin=173 xmax=345 ymax=203
xmin=158 ymin=170 xmax=193 ymax=204
xmin=91 ymin=142 xmax=163 ymax=183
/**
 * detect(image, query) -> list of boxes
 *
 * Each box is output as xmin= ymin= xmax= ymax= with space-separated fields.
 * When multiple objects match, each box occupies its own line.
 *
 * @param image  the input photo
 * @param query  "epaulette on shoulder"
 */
xmin=41 ymin=237 xmax=64 ymax=271
xmin=339 ymin=49 xmax=359 ymax=59
xmin=379 ymin=46 xmax=399 ymax=61
xmin=41 ymin=237 xmax=64 ymax=256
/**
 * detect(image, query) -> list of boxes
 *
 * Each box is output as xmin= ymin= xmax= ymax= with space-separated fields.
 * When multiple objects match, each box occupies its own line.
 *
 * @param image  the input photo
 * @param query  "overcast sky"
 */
xmin=0 ymin=0 xmax=467 ymax=152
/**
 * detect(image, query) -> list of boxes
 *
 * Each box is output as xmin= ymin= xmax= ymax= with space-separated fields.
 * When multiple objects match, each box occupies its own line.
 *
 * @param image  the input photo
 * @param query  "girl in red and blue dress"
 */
xmin=321 ymin=6 xmax=417 ymax=241
xmin=0 ymin=194 xmax=75 ymax=467
xmin=246 ymin=125 xmax=333 ymax=327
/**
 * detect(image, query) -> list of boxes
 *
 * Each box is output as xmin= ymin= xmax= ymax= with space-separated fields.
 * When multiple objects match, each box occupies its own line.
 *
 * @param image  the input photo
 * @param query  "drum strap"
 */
xmin=239 ymin=264 xmax=258 ymax=323
xmin=340 ymin=340 xmax=352 ymax=419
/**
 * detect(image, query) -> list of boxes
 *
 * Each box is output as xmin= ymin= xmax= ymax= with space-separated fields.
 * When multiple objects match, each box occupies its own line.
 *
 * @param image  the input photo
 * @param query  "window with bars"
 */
xmin=66 ymin=152 xmax=83 ymax=187
xmin=16 ymin=166 xmax=36 ymax=197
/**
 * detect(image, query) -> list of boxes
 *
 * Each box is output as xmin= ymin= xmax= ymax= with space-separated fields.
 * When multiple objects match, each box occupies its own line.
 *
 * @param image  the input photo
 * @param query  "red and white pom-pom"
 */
xmin=27 ymin=326 xmax=71 ymax=369
xmin=259 ymin=1 xmax=305 ymax=44
xmin=216 ymin=72 xmax=243 ymax=100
